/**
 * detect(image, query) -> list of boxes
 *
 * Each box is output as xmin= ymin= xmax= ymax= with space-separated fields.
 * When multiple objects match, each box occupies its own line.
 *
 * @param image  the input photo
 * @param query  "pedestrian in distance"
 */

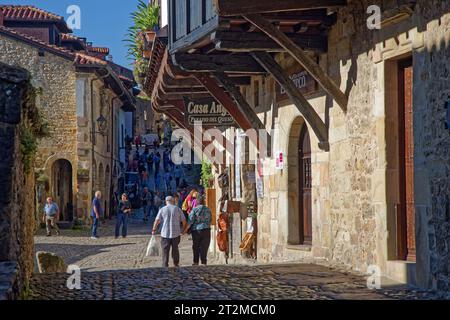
xmin=188 ymin=196 xmax=212 ymax=266
xmin=142 ymin=187 xmax=152 ymax=223
xmin=115 ymin=193 xmax=132 ymax=239
xmin=152 ymin=196 xmax=188 ymax=268
xmin=90 ymin=191 xmax=103 ymax=239
xmin=174 ymin=165 xmax=183 ymax=187
xmin=43 ymin=197 xmax=60 ymax=236
xmin=153 ymin=152 xmax=161 ymax=178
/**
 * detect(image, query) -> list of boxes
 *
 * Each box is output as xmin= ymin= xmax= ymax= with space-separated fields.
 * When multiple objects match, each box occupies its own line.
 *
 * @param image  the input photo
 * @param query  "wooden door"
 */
xmin=397 ymin=58 xmax=416 ymax=261
xmin=299 ymin=125 xmax=312 ymax=245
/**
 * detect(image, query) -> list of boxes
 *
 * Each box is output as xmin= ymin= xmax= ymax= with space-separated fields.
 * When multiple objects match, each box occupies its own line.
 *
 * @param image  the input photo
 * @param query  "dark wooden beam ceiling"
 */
xmin=172 ymin=53 xmax=266 ymax=74
xmin=215 ymin=0 xmax=347 ymax=16
xmin=212 ymin=31 xmax=327 ymax=53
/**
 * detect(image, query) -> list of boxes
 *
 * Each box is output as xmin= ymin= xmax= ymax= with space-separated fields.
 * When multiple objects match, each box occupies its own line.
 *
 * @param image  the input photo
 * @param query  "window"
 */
xmin=76 ymin=79 xmax=85 ymax=117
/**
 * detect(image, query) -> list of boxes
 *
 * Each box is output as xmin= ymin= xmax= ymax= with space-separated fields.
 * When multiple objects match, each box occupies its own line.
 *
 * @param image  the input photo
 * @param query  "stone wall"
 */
xmin=0 ymin=34 xmax=78 ymax=222
xmin=0 ymin=63 xmax=36 ymax=299
xmin=253 ymin=0 xmax=450 ymax=293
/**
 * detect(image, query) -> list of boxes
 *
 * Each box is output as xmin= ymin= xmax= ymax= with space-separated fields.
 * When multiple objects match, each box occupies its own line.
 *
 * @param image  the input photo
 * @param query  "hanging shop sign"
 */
xmin=183 ymin=97 xmax=236 ymax=127
xmin=275 ymin=64 xmax=317 ymax=103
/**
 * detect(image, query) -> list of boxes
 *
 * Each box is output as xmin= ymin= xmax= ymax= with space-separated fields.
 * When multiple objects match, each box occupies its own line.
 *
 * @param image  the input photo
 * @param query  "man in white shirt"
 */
xmin=152 ymin=196 xmax=188 ymax=267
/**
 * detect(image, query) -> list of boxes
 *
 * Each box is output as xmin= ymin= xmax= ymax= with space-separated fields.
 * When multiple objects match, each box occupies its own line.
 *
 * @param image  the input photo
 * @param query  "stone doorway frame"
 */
xmin=287 ymin=116 xmax=313 ymax=246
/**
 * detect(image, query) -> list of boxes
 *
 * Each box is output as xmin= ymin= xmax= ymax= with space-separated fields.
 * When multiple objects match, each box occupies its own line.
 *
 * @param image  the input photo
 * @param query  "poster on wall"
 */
xmin=275 ymin=151 xmax=284 ymax=170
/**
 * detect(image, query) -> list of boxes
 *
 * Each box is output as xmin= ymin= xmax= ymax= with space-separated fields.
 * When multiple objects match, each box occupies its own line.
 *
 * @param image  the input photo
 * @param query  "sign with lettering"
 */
xmin=183 ymin=97 xmax=236 ymax=127
xmin=275 ymin=65 xmax=317 ymax=103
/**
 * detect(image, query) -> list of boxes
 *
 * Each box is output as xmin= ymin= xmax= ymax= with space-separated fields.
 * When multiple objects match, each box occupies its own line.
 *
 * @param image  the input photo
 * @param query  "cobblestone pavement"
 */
xmin=30 ymin=220 xmax=439 ymax=300
xmin=34 ymin=219 xmax=193 ymax=271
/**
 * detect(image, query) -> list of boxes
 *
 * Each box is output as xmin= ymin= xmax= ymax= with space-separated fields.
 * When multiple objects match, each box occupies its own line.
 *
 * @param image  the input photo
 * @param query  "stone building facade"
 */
xmin=231 ymin=0 xmax=450 ymax=292
xmin=0 ymin=29 xmax=78 ymax=223
xmin=0 ymin=5 xmax=136 ymax=224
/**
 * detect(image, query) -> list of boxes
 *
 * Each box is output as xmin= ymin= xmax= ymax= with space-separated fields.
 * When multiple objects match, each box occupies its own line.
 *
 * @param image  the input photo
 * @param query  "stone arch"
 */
xmin=287 ymin=116 xmax=312 ymax=245
xmin=51 ymin=159 xmax=74 ymax=221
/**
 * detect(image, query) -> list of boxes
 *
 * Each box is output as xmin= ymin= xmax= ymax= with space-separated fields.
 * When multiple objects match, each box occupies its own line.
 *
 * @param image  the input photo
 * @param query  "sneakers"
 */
xmin=46 ymin=234 xmax=51 ymax=237
xmin=90 ymin=236 xmax=99 ymax=240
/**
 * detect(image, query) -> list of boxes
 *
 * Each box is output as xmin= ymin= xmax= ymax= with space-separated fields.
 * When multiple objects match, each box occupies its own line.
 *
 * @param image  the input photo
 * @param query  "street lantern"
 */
xmin=96 ymin=115 xmax=107 ymax=135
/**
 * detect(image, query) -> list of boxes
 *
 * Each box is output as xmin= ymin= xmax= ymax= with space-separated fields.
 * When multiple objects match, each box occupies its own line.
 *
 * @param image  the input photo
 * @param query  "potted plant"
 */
xmin=125 ymin=0 xmax=160 ymax=71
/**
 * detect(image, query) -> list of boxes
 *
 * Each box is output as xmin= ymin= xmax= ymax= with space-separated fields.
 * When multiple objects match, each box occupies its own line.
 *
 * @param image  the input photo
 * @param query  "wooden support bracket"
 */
xmin=252 ymin=51 xmax=329 ymax=151
xmin=244 ymin=13 xmax=348 ymax=112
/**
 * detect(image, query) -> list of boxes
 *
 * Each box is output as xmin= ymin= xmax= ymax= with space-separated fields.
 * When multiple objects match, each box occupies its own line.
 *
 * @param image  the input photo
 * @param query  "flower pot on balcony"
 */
xmin=144 ymin=30 xmax=156 ymax=43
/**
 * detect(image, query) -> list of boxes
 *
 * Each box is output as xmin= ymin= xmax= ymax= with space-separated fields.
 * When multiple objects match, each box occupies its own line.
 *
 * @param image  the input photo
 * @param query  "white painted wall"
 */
xmin=161 ymin=0 xmax=168 ymax=27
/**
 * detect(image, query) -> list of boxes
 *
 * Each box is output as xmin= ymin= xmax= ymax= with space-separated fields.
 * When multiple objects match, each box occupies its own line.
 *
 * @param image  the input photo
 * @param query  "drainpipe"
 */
xmin=110 ymin=95 xmax=120 ymax=219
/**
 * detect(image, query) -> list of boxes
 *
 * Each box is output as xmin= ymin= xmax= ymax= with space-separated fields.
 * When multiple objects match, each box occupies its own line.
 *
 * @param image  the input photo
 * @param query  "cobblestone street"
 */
xmin=29 ymin=219 xmax=437 ymax=300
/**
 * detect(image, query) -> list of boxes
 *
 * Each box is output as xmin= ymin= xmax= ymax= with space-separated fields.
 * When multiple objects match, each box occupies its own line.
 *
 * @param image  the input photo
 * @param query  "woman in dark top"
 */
xmin=115 ymin=193 xmax=132 ymax=239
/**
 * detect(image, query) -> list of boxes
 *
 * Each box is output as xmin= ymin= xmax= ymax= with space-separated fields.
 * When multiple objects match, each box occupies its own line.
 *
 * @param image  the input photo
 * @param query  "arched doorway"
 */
xmin=288 ymin=118 xmax=312 ymax=246
xmin=51 ymin=159 xmax=73 ymax=221
xmin=298 ymin=124 xmax=312 ymax=245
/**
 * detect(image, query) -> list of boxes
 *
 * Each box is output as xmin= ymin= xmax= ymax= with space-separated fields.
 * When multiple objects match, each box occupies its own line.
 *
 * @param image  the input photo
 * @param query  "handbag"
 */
xmin=146 ymin=235 xmax=159 ymax=257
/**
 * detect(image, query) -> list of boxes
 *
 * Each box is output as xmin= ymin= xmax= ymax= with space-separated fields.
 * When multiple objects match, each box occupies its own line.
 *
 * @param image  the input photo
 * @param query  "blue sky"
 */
xmin=2 ymin=0 xmax=140 ymax=68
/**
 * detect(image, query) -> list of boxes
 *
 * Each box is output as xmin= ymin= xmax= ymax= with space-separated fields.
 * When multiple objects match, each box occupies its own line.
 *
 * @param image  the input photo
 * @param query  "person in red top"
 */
xmin=135 ymin=135 xmax=142 ymax=148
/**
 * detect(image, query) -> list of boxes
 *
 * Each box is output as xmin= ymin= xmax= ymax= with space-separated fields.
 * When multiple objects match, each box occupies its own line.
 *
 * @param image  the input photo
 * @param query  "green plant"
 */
xmin=20 ymin=81 xmax=50 ymax=174
xmin=124 ymin=0 xmax=159 ymax=84
xmin=201 ymin=160 xmax=214 ymax=188
xmin=20 ymin=126 xmax=38 ymax=174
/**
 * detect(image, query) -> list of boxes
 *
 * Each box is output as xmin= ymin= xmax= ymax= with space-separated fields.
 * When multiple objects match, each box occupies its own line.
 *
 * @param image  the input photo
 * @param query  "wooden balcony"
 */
xmin=169 ymin=0 xmax=218 ymax=53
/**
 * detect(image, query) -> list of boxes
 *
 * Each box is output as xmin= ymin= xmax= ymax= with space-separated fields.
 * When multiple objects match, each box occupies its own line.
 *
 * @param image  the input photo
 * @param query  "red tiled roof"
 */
xmin=0 ymin=25 xmax=74 ymax=59
xmin=88 ymin=46 xmax=110 ymax=54
xmin=0 ymin=5 xmax=64 ymax=22
xmin=75 ymin=53 xmax=107 ymax=66
xmin=0 ymin=25 xmax=105 ymax=67
xmin=61 ymin=33 xmax=81 ymax=41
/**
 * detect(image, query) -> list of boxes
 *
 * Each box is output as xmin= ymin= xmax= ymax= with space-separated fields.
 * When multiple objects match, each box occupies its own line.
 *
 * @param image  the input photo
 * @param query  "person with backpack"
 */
xmin=182 ymin=188 xmax=198 ymax=222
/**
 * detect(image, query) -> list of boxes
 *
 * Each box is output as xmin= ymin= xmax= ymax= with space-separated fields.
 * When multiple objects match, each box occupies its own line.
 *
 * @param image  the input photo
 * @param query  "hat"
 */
xmin=165 ymin=196 xmax=174 ymax=203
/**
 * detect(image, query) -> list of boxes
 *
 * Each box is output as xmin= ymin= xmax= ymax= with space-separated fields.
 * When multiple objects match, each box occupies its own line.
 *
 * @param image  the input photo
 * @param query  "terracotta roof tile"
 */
xmin=87 ymin=46 xmax=110 ymax=54
xmin=0 ymin=25 xmax=74 ymax=58
xmin=75 ymin=53 xmax=107 ymax=66
xmin=0 ymin=5 xmax=64 ymax=22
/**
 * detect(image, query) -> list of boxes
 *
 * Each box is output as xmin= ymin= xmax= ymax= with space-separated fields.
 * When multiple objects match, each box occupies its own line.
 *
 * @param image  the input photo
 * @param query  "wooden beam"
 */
xmin=215 ymin=0 xmax=346 ymax=16
xmin=244 ymin=13 xmax=348 ymax=111
xmin=172 ymin=53 xmax=266 ymax=74
xmin=162 ymin=74 xmax=251 ymax=88
xmin=252 ymin=51 xmax=329 ymax=150
xmin=212 ymin=31 xmax=327 ymax=53
xmin=194 ymin=73 xmax=271 ymax=155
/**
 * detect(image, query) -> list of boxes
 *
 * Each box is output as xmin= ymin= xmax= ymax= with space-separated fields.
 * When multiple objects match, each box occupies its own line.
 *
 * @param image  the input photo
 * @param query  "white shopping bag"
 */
xmin=146 ymin=235 xmax=159 ymax=257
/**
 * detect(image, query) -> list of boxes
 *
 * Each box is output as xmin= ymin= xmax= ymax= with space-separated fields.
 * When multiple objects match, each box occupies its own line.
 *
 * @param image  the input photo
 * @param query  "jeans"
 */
xmin=115 ymin=212 xmax=128 ymax=237
xmin=45 ymin=216 xmax=59 ymax=235
xmin=143 ymin=205 xmax=149 ymax=221
xmin=161 ymin=236 xmax=181 ymax=267
xmin=92 ymin=217 xmax=99 ymax=237
xmin=191 ymin=228 xmax=211 ymax=265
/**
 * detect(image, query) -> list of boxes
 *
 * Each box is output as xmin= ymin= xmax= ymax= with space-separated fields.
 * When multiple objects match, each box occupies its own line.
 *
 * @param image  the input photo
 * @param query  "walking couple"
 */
xmin=89 ymin=191 xmax=132 ymax=239
xmin=152 ymin=195 xmax=212 ymax=267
